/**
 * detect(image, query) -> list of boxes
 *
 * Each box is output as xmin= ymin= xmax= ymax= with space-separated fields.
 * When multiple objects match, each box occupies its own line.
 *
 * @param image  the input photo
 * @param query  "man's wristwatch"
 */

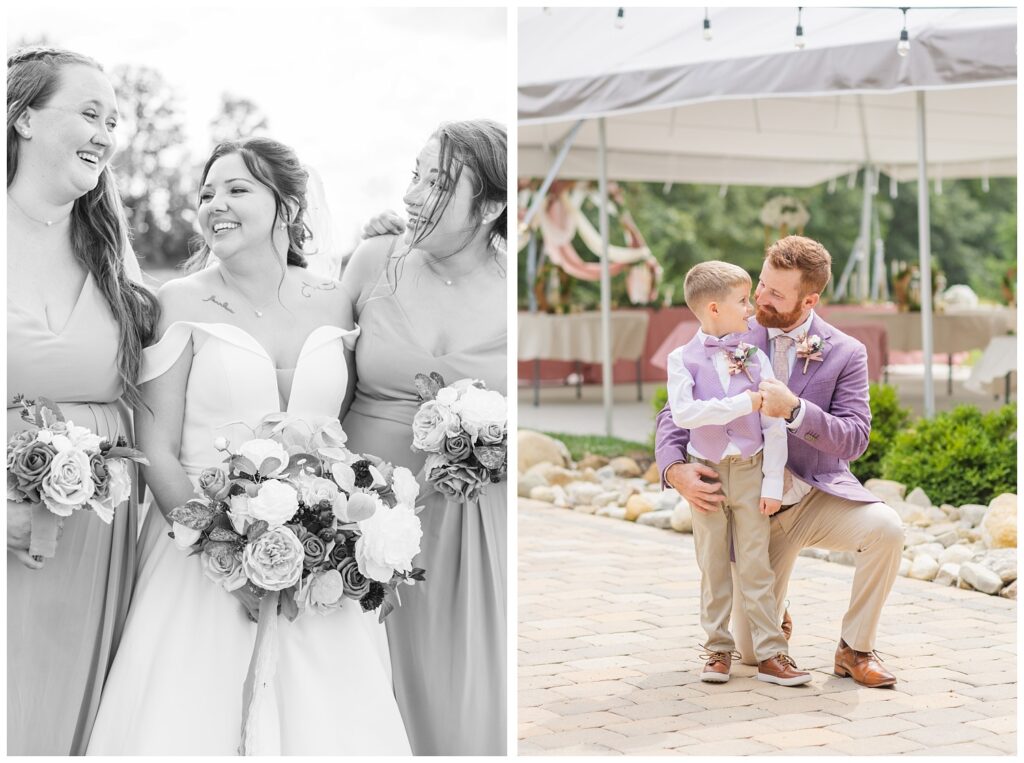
xmin=784 ymin=401 xmax=802 ymax=424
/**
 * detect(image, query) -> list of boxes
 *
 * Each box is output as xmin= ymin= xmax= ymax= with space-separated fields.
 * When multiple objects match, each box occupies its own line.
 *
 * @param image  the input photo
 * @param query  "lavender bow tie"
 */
xmin=703 ymin=336 xmax=742 ymax=357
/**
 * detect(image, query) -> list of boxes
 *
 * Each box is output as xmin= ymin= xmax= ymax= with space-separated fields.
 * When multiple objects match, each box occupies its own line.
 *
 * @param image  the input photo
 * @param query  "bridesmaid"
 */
xmin=342 ymin=119 xmax=508 ymax=755
xmin=6 ymin=47 xmax=159 ymax=754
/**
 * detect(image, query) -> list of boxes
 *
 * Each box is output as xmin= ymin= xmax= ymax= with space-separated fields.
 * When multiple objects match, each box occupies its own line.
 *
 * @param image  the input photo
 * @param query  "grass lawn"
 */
xmin=542 ymin=431 xmax=653 ymax=462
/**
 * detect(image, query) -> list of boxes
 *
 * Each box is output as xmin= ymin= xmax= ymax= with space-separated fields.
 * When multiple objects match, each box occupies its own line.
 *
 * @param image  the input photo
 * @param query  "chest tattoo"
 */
xmin=203 ymin=295 xmax=235 ymax=314
xmin=301 ymin=280 xmax=338 ymax=298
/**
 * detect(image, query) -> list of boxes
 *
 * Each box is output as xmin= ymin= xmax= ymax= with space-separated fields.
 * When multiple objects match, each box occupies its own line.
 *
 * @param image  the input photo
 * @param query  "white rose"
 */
xmin=356 ymin=503 xmax=422 ymax=583
xmin=40 ymin=448 xmax=95 ymax=516
xmin=213 ymin=436 xmax=229 ymax=452
xmin=36 ymin=430 xmax=54 ymax=445
xmin=238 ymin=439 xmax=290 ymax=477
xmin=391 ymin=466 xmax=420 ymax=508
xmin=452 ymin=386 xmax=506 ymax=441
xmin=294 ymin=471 xmax=340 ymax=507
xmin=63 ymin=421 xmax=105 ymax=453
xmin=247 ymin=479 xmax=299 ymax=526
xmin=436 ymin=387 xmax=458 ymax=406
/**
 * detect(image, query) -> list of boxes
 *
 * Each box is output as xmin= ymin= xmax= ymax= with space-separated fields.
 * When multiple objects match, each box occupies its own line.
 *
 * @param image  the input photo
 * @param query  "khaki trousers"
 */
xmin=730 ymin=488 xmax=905 ymax=666
xmin=690 ymin=452 xmax=789 ymax=663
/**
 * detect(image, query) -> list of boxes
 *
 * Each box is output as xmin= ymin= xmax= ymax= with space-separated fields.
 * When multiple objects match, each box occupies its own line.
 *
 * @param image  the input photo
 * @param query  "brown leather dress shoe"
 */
xmin=781 ymin=609 xmax=793 ymax=641
xmin=700 ymin=650 xmax=734 ymax=683
xmin=834 ymin=639 xmax=897 ymax=688
xmin=757 ymin=653 xmax=811 ymax=686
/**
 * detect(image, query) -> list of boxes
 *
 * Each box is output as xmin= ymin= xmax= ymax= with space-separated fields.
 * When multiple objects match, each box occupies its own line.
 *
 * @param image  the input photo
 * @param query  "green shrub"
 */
xmin=850 ymin=384 xmax=912 ymax=482
xmin=880 ymin=403 xmax=1017 ymax=506
xmin=651 ymin=384 xmax=668 ymax=416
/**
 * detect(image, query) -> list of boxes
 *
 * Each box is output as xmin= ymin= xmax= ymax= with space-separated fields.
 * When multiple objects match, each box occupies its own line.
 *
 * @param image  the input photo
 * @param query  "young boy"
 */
xmin=666 ymin=261 xmax=810 ymax=686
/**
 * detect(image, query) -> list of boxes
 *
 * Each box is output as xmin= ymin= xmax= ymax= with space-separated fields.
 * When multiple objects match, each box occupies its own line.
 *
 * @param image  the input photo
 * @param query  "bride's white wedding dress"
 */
xmin=87 ymin=322 xmax=411 ymax=755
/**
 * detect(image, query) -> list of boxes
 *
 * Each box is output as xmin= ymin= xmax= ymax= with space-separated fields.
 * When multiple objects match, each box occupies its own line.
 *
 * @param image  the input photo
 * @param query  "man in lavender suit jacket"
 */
xmin=655 ymin=236 xmax=904 ymax=688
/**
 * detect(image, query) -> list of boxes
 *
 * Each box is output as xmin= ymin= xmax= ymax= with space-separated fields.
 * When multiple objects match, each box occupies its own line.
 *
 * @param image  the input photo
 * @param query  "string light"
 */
xmin=897 ymin=8 xmax=910 ymax=57
xmin=889 ymin=174 xmax=898 ymax=199
xmin=982 ymin=176 xmax=990 ymax=192
xmin=615 ymin=7 xmax=625 ymax=29
xmin=703 ymin=8 xmax=712 ymax=41
xmin=794 ymin=7 xmax=806 ymax=49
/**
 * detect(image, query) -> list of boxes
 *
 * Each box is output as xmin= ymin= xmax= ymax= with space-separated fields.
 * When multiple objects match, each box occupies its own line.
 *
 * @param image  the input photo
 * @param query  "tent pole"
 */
xmin=598 ymin=117 xmax=614 ymax=437
xmin=521 ymin=119 xmax=585 ymax=230
xmin=856 ymin=165 xmax=873 ymax=301
xmin=527 ymin=229 xmax=539 ymax=313
xmin=916 ymin=91 xmax=935 ymax=419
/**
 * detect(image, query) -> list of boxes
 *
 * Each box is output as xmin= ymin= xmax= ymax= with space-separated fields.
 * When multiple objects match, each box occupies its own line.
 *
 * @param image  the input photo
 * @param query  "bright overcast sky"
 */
xmin=8 ymin=2 xmax=508 ymax=257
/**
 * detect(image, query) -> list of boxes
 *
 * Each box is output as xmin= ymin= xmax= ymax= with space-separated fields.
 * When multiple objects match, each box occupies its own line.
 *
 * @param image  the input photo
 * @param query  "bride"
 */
xmin=87 ymin=137 xmax=411 ymax=755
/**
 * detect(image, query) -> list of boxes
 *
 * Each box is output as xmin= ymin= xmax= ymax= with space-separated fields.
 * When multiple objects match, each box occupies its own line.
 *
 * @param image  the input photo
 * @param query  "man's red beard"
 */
xmin=756 ymin=302 xmax=805 ymax=330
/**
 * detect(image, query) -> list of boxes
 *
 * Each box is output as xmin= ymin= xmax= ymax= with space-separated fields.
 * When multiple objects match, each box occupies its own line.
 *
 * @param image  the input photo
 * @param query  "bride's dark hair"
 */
xmin=185 ymin=137 xmax=311 ymax=273
xmin=7 ymin=46 xmax=160 ymax=409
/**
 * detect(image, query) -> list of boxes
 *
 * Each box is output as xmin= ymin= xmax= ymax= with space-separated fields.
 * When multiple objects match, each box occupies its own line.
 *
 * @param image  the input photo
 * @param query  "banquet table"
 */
xmin=518 ymin=311 xmax=651 ymax=405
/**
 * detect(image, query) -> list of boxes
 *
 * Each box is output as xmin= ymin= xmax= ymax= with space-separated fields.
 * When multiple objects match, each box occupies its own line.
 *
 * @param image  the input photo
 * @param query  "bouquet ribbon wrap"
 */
xmin=238 ymin=591 xmax=281 ymax=756
xmin=28 ymin=505 xmax=63 ymax=560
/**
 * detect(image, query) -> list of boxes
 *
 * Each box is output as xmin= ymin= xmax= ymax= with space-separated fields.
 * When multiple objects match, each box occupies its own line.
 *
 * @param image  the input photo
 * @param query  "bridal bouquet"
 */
xmin=168 ymin=415 xmax=425 ymax=623
xmin=411 ymin=373 xmax=507 ymax=501
xmin=7 ymin=395 xmax=147 ymax=560
xmin=167 ymin=415 xmax=424 ymax=755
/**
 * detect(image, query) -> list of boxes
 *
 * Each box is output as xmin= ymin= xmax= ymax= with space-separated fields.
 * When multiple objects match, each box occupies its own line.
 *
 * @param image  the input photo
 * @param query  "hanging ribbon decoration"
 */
xmin=520 ymin=180 xmax=662 ymax=305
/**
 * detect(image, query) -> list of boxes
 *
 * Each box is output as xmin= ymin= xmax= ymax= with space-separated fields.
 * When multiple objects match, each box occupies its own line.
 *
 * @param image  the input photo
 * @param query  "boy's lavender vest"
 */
xmin=679 ymin=335 xmax=763 ymax=462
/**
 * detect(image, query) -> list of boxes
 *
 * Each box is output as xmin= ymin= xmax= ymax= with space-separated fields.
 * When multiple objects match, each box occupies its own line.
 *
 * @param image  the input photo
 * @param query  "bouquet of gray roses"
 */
xmin=411 ymin=373 xmax=507 ymax=501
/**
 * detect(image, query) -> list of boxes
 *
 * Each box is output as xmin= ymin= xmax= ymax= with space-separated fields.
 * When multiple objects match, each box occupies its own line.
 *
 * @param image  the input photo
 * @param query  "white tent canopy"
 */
xmin=518 ymin=6 xmax=1017 ymax=431
xmin=520 ymin=7 xmax=1016 ymax=186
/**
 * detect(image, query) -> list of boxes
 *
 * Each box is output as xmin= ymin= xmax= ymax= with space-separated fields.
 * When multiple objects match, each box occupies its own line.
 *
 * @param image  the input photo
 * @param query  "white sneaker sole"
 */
xmin=757 ymin=672 xmax=812 ymax=686
xmin=700 ymin=672 xmax=730 ymax=683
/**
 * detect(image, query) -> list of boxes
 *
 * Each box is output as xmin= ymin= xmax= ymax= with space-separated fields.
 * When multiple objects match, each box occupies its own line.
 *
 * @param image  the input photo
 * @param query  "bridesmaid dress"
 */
xmin=7 ymin=271 xmax=138 ymax=755
xmin=343 ymin=264 xmax=508 ymax=755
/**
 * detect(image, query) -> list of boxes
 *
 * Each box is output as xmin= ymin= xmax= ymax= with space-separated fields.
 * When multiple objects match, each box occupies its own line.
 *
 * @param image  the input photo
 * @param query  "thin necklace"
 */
xmin=421 ymin=252 xmax=489 ymax=287
xmin=218 ymin=268 xmax=275 ymax=318
xmin=7 ymin=193 xmax=72 ymax=227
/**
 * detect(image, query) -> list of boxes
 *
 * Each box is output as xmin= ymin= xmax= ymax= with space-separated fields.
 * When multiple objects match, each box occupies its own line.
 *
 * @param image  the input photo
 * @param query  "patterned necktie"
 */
xmin=772 ymin=335 xmax=795 ymax=385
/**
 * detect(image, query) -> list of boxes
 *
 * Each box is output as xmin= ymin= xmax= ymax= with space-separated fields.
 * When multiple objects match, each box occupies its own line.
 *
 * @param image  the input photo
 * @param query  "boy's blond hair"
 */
xmin=684 ymin=261 xmax=752 ymax=311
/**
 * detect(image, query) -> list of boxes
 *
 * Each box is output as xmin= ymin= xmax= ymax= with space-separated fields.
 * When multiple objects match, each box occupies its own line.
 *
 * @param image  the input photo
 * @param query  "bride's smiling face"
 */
xmin=198 ymin=153 xmax=281 ymax=261
xmin=402 ymin=138 xmax=477 ymax=253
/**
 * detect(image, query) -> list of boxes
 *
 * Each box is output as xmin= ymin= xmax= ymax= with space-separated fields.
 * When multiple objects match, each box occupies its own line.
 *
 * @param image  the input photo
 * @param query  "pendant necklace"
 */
xmin=7 ymin=193 xmax=72 ymax=228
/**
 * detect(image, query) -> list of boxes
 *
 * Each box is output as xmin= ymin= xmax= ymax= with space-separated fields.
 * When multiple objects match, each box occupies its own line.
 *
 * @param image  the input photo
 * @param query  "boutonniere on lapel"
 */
xmin=725 ymin=343 xmax=759 ymax=383
xmin=796 ymin=332 xmax=824 ymax=373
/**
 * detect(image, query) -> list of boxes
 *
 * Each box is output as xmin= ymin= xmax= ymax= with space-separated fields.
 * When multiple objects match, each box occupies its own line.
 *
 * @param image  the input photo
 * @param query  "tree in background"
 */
xmin=110 ymin=65 xmax=196 ymax=270
xmin=209 ymin=94 xmax=270 ymax=147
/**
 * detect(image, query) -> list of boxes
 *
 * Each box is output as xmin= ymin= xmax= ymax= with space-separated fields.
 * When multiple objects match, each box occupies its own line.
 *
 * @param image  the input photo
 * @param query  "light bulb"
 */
xmin=702 ymin=17 xmax=712 ymax=41
xmin=795 ymin=25 xmax=805 ymax=48
xmin=615 ymin=7 xmax=625 ymax=29
xmin=897 ymin=29 xmax=910 ymax=57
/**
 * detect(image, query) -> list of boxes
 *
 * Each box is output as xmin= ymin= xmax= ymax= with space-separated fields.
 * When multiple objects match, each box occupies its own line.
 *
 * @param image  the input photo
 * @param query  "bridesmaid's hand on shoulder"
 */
xmin=7 ymin=501 xmax=44 ymax=569
xmin=361 ymin=209 xmax=405 ymax=239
